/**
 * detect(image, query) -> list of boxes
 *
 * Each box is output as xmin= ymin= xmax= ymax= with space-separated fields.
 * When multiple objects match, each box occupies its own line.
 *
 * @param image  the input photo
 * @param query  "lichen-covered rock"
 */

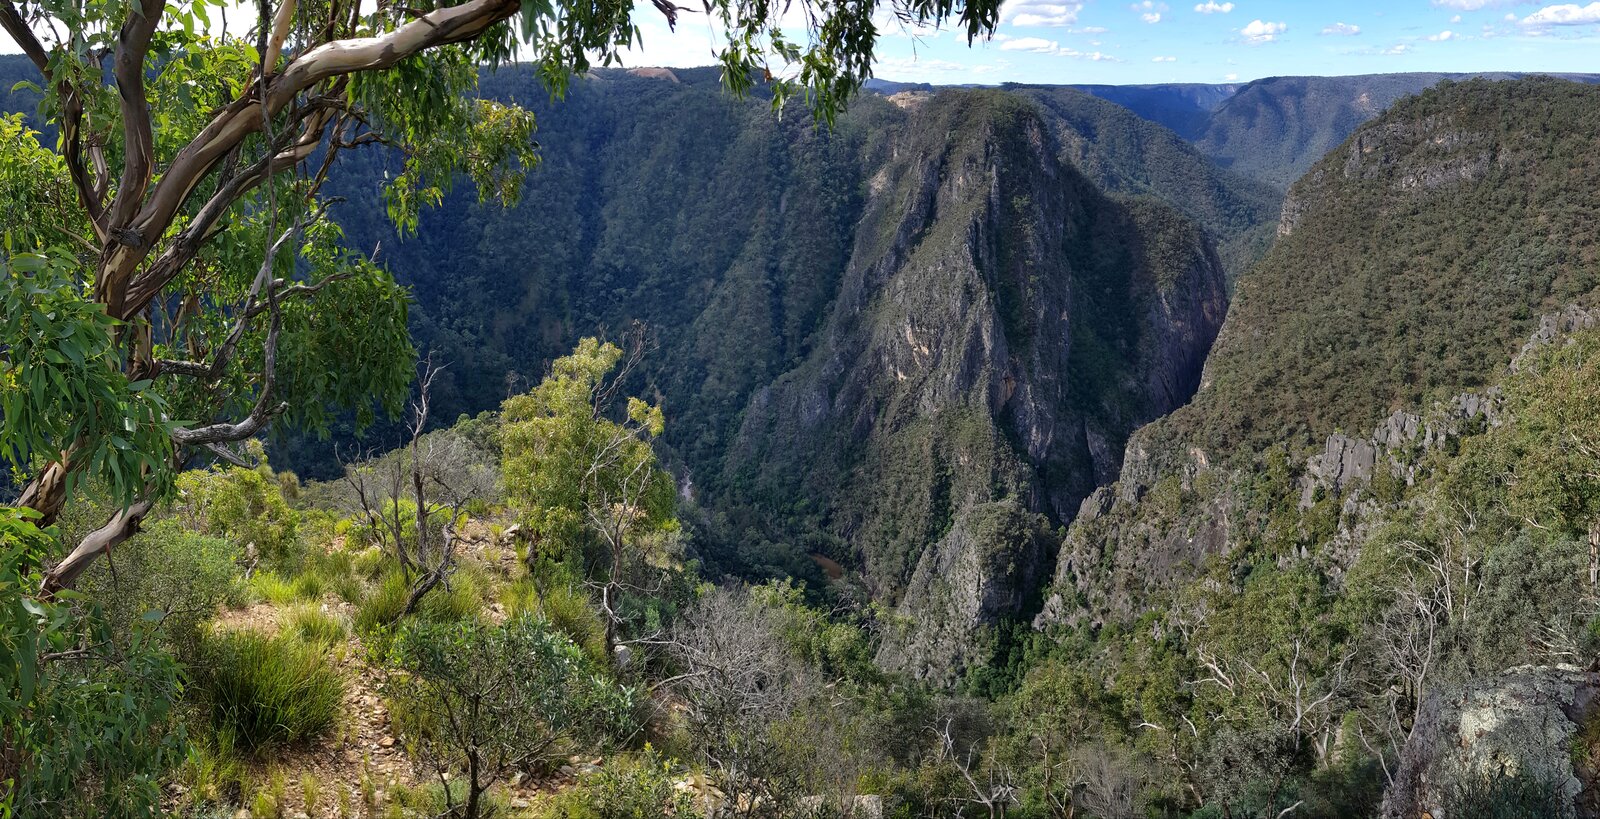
xmin=1381 ymin=665 xmax=1600 ymax=819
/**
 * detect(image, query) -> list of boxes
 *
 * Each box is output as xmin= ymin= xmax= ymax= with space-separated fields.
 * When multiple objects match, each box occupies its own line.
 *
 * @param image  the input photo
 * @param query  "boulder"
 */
xmin=1380 ymin=665 xmax=1600 ymax=819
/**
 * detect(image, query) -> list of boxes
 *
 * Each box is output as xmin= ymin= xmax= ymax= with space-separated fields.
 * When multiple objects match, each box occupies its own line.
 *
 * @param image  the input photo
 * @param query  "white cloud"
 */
xmin=1000 ymin=36 xmax=1062 ymax=51
xmin=1381 ymin=42 xmax=1411 ymax=54
xmin=1432 ymin=0 xmax=1524 ymax=8
xmin=1427 ymin=29 xmax=1458 ymax=39
xmin=1131 ymin=1 xmax=1168 ymax=23
xmin=1240 ymin=18 xmax=1287 ymax=42
xmin=875 ymin=56 xmax=977 ymax=75
xmin=1153 ymin=54 xmax=1178 ymax=61
xmin=1521 ymin=2 xmax=1600 ymax=24
xmin=1194 ymin=1 xmax=1233 ymax=13
xmin=1001 ymin=1 xmax=1085 ymax=27
xmin=997 ymin=36 xmax=1122 ymax=59
xmin=1451 ymin=14 xmax=1463 ymax=21
xmin=1225 ymin=72 xmax=1239 ymax=80
xmin=1321 ymin=21 xmax=1361 ymax=35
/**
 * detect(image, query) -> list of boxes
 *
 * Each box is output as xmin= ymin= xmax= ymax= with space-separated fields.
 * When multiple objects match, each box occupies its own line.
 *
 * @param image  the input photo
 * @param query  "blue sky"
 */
xmin=857 ymin=0 xmax=1600 ymax=84
xmin=4 ymin=0 xmax=1599 ymax=85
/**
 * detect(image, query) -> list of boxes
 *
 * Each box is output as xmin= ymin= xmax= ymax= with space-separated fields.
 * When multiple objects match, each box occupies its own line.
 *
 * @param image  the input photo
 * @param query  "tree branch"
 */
xmin=114 ymin=0 xmax=523 ymax=319
xmin=0 ymin=0 xmax=49 ymax=74
xmin=104 ymin=0 xmax=164 ymax=237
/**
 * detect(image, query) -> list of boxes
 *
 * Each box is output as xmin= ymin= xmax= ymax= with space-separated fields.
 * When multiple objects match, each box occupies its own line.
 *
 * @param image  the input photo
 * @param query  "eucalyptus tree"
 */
xmin=0 ymin=0 xmax=1003 ymax=593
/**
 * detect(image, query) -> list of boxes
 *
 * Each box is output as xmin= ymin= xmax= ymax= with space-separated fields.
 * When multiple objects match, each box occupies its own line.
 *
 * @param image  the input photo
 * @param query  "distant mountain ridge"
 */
xmin=869 ymin=70 xmax=1600 ymax=192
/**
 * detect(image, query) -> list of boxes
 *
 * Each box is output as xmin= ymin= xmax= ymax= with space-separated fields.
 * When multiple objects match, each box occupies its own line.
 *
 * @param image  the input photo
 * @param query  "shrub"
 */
xmin=505 ymin=580 xmax=608 ymax=666
xmin=175 ymin=462 xmax=298 ymax=560
xmin=384 ymin=616 xmax=639 ymax=819
xmin=355 ymin=570 xmax=410 ymax=634
xmin=249 ymin=571 xmax=303 ymax=605
xmin=0 ymin=508 xmax=189 ymax=818
xmin=193 ymin=629 xmax=344 ymax=751
xmin=177 ymin=733 xmax=250 ymax=811
xmin=78 ymin=519 xmax=243 ymax=653
xmin=291 ymin=571 xmax=326 ymax=601
xmin=533 ymin=750 xmax=702 ymax=819
xmin=303 ymin=549 xmax=365 ymax=604
xmin=352 ymin=545 xmax=387 ymax=579
xmin=417 ymin=563 xmax=486 ymax=623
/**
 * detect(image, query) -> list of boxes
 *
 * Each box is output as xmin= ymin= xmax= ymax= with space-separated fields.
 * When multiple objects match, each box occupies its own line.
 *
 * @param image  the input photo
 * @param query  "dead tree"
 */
xmin=343 ymin=359 xmax=482 ymax=618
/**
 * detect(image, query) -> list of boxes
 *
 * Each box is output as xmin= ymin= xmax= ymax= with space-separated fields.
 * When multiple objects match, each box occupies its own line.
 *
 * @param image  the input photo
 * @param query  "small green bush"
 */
xmin=1 ymin=509 xmax=190 ymax=818
xmin=193 ymin=629 xmax=345 ymax=751
xmin=291 ymin=571 xmax=326 ymax=601
xmin=504 ymin=580 xmax=607 ymax=665
xmin=352 ymin=545 xmax=387 ymax=579
xmin=417 ymin=565 xmax=485 ymax=623
xmin=533 ymin=750 xmax=702 ymax=819
xmin=175 ymin=462 xmax=299 ymax=559
xmin=249 ymin=571 xmax=303 ymax=605
xmin=384 ymin=615 xmax=638 ymax=819
xmin=79 ymin=519 xmax=243 ymax=653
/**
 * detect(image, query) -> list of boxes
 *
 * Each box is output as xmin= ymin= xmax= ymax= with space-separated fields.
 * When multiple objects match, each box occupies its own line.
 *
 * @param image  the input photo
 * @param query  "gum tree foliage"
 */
xmin=0 ymin=0 xmax=1004 ymax=594
xmin=501 ymin=336 xmax=677 ymax=653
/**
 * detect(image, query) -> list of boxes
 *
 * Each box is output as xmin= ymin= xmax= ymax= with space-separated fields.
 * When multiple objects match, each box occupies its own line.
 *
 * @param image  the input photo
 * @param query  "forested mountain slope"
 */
xmin=1054 ymin=82 xmax=1238 ymax=140
xmin=1041 ymin=76 xmax=1600 ymax=627
xmin=1007 ymin=78 xmax=1600 ymax=815
xmin=1193 ymin=71 xmax=1600 ymax=191
xmin=285 ymin=67 xmax=1245 ymax=679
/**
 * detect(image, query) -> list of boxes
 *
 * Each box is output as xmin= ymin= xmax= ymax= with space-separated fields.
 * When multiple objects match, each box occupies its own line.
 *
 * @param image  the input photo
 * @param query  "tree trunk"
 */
xmin=1588 ymin=519 xmax=1598 ymax=594
xmin=40 ymin=498 xmax=156 ymax=595
xmin=16 ymin=460 xmax=70 ymax=527
xmin=602 ymin=580 xmax=618 ymax=658
xmin=465 ymin=752 xmax=482 ymax=819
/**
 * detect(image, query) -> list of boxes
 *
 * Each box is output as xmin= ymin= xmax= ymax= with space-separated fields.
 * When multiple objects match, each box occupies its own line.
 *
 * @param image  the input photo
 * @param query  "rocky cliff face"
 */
xmin=1381 ymin=666 xmax=1600 ymax=819
xmin=726 ymin=91 xmax=1229 ymax=681
xmin=1035 ymin=301 xmax=1592 ymax=632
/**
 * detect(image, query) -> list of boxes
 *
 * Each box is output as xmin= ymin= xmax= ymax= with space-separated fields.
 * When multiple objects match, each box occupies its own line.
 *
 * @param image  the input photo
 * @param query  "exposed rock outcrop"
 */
xmin=1381 ymin=665 xmax=1600 ymax=819
xmin=1038 ymin=304 xmax=1589 ymax=631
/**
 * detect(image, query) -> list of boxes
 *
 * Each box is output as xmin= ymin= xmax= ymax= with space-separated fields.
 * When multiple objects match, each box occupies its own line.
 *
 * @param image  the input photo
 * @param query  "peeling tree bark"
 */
xmin=40 ymin=498 xmax=157 ymax=594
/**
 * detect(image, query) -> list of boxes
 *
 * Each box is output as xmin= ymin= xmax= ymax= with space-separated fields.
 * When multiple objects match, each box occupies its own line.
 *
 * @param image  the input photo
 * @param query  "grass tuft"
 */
xmin=194 ymin=628 xmax=345 ymax=752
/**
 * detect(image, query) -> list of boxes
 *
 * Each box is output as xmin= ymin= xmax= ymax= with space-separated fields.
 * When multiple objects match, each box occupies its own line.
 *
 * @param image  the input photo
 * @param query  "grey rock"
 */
xmin=1514 ymin=305 xmax=1598 ymax=372
xmin=1299 ymin=433 xmax=1377 ymax=508
xmin=1381 ymin=665 xmax=1600 ymax=819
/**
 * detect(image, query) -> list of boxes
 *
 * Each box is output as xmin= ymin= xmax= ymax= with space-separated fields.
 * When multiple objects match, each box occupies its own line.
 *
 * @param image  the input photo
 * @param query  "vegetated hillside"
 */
xmin=1061 ymin=82 xmax=1239 ymax=140
xmin=1029 ymin=74 xmax=1600 ymax=688
xmin=1164 ymin=76 xmax=1600 ymax=464
xmin=1009 ymin=85 xmax=1277 ymax=281
xmin=0 ymin=55 xmax=43 ymax=127
xmin=721 ymin=90 xmax=1227 ymax=680
xmin=1026 ymin=306 xmax=1600 ymax=819
xmin=1196 ymin=71 xmax=1600 ymax=192
xmin=291 ymin=70 xmax=1252 ymax=680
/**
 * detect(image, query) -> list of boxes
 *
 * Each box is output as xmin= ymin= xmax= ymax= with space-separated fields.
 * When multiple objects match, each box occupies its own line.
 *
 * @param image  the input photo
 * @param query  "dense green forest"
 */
xmin=8 ymin=2 xmax=1600 ymax=811
xmin=1168 ymin=78 xmax=1600 ymax=462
